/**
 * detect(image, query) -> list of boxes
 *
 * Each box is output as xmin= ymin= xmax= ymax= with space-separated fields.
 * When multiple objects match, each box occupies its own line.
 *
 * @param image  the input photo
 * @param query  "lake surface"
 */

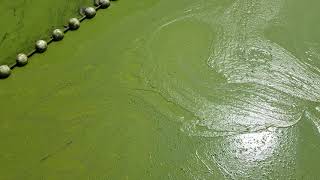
xmin=1 ymin=0 xmax=320 ymax=179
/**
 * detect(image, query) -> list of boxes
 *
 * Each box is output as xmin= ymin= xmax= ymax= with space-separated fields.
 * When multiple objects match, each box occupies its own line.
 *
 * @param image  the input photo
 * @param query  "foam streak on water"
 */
xmin=143 ymin=0 xmax=320 ymax=137
xmin=209 ymin=0 xmax=320 ymax=102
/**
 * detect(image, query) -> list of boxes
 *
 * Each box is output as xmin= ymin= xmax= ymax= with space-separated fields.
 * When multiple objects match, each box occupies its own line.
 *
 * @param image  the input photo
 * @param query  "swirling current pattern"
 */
xmin=142 ymin=0 xmax=320 ymax=137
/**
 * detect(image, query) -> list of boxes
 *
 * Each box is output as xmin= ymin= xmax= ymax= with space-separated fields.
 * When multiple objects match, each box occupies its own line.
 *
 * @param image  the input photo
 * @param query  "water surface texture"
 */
xmin=1 ymin=0 xmax=320 ymax=179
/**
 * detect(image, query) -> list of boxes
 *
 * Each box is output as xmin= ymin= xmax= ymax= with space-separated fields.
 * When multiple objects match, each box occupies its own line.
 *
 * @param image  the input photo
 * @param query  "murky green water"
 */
xmin=1 ymin=0 xmax=320 ymax=179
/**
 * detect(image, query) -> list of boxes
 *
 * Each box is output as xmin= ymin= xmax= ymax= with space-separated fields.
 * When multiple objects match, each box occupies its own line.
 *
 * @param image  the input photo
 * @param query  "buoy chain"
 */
xmin=0 ymin=0 xmax=115 ymax=79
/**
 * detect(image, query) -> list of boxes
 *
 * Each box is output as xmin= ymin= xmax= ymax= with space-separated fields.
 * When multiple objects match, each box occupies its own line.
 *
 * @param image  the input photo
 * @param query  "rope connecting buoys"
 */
xmin=0 ymin=0 xmax=114 ymax=79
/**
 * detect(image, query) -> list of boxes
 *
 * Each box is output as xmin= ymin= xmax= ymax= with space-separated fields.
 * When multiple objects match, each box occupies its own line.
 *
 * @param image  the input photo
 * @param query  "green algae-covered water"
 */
xmin=1 ymin=0 xmax=320 ymax=179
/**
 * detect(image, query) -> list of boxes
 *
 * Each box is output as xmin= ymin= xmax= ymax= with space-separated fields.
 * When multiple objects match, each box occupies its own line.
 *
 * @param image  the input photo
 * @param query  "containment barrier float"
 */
xmin=0 ymin=0 xmax=117 ymax=79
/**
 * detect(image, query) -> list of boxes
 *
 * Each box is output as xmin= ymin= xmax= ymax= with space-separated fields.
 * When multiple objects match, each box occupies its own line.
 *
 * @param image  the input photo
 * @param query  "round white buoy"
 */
xmin=35 ymin=40 xmax=48 ymax=53
xmin=16 ymin=53 xmax=28 ymax=66
xmin=0 ymin=65 xmax=11 ymax=78
xmin=52 ymin=29 xmax=64 ymax=41
xmin=69 ymin=18 xmax=80 ymax=30
xmin=99 ymin=0 xmax=111 ymax=9
xmin=84 ymin=7 xmax=96 ymax=19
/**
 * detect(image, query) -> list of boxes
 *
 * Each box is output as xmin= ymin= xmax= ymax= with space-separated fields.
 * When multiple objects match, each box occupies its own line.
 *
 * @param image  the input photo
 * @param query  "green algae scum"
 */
xmin=1 ymin=0 xmax=320 ymax=179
